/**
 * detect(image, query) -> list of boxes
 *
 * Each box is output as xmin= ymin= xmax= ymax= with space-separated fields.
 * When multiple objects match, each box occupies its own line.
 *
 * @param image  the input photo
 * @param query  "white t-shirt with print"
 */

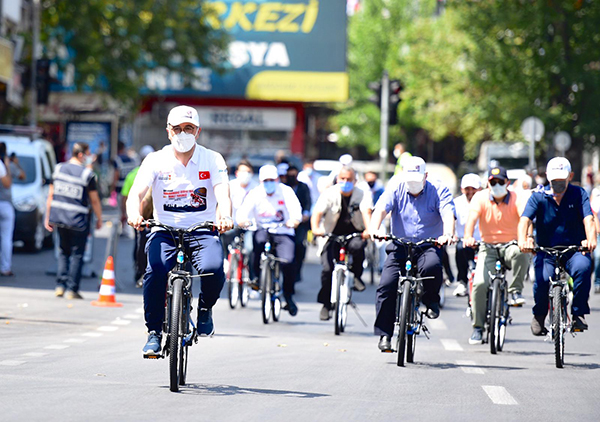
xmin=132 ymin=144 xmax=228 ymax=229
xmin=229 ymin=177 xmax=258 ymax=224
xmin=237 ymin=183 xmax=302 ymax=236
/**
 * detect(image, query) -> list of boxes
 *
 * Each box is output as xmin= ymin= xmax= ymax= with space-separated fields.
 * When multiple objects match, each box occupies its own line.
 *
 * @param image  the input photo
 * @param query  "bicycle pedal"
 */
xmin=380 ymin=349 xmax=394 ymax=354
xmin=422 ymin=325 xmax=431 ymax=339
xmin=143 ymin=354 xmax=163 ymax=359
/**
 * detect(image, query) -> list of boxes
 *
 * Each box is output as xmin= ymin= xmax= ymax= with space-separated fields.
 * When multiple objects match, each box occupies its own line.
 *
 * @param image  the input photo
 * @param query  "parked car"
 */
xmin=0 ymin=135 xmax=56 ymax=251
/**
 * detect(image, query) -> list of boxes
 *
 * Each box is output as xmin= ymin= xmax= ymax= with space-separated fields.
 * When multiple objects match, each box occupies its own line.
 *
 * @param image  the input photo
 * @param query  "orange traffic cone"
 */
xmin=91 ymin=256 xmax=123 ymax=307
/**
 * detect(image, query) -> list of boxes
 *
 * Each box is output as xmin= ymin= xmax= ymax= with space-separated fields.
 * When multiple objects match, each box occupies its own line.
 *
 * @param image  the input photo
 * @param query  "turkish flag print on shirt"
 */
xmin=199 ymin=171 xmax=210 ymax=180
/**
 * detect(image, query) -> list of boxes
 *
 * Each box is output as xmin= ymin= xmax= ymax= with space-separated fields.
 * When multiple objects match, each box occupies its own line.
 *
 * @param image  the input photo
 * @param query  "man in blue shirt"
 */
xmin=518 ymin=157 xmax=596 ymax=334
xmin=369 ymin=156 xmax=455 ymax=351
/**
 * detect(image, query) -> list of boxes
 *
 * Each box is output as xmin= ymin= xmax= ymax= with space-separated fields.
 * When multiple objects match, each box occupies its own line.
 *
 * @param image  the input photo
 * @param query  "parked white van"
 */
xmin=0 ymin=134 xmax=56 ymax=251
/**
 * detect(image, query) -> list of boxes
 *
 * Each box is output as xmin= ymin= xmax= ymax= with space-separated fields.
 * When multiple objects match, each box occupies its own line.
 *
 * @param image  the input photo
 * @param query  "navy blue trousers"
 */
xmin=375 ymin=243 xmax=443 ymax=337
xmin=533 ymin=251 xmax=591 ymax=317
xmin=252 ymin=230 xmax=295 ymax=296
xmin=143 ymin=230 xmax=224 ymax=333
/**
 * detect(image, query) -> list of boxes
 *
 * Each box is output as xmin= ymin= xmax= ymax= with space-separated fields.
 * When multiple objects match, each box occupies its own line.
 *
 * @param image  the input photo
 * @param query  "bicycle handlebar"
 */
xmin=373 ymin=234 xmax=439 ymax=247
xmin=318 ymin=232 xmax=364 ymax=243
xmin=141 ymin=220 xmax=216 ymax=233
xmin=467 ymin=240 xmax=518 ymax=249
xmin=532 ymin=245 xmax=587 ymax=255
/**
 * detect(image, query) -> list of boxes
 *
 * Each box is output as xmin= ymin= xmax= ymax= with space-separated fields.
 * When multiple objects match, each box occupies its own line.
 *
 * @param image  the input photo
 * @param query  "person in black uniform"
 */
xmin=45 ymin=142 xmax=103 ymax=299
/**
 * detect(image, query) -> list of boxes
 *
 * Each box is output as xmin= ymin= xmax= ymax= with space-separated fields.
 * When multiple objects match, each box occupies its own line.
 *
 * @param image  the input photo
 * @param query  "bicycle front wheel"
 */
xmin=227 ymin=253 xmax=240 ymax=309
xmin=179 ymin=295 xmax=190 ymax=386
xmin=406 ymin=293 xmax=417 ymax=363
xmin=489 ymin=278 xmax=501 ymax=355
xmin=397 ymin=280 xmax=412 ymax=367
xmin=552 ymin=285 xmax=565 ymax=368
xmin=169 ymin=278 xmax=183 ymax=392
xmin=334 ymin=269 xmax=344 ymax=335
xmin=240 ymin=259 xmax=250 ymax=307
xmin=260 ymin=263 xmax=272 ymax=324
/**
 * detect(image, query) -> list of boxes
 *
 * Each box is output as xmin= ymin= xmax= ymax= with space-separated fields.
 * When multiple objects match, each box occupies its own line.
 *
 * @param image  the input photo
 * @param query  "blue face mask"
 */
xmin=263 ymin=180 xmax=277 ymax=194
xmin=338 ymin=181 xmax=354 ymax=193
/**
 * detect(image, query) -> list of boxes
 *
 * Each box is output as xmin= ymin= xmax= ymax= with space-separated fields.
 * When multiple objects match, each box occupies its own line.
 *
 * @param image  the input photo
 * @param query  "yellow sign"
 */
xmin=0 ymin=38 xmax=14 ymax=84
xmin=246 ymin=71 xmax=348 ymax=102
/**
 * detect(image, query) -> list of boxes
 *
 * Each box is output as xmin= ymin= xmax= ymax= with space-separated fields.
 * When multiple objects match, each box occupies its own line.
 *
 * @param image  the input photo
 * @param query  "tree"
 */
xmin=40 ymin=0 xmax=229 ymax=106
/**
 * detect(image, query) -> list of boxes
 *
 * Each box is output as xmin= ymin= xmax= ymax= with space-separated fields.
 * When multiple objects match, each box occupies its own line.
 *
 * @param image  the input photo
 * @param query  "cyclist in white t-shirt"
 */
xmin=237 ymin=165 xmax=302 ymax=315
xmin=127 ymin=105 xmax=233 ymax=356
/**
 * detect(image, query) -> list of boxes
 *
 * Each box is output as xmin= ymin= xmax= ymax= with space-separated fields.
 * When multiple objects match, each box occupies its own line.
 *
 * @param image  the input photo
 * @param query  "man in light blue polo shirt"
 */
xmin=369 ymin=156 xmax=455 ymax=351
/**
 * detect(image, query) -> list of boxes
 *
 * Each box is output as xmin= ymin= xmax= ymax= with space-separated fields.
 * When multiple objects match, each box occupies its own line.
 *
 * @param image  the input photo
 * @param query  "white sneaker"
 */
xmin=223 ymin=258 xmax=230 ymax=275
xmin=453 ymin=283 xmax=468 ymax=297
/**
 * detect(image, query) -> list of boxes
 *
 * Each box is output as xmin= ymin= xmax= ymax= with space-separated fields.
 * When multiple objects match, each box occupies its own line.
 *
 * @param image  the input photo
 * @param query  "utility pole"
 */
xmin=379 ymin=70 xmax=389 ymax=183
xmin=30 ymin=0 xmax=40 ymax=129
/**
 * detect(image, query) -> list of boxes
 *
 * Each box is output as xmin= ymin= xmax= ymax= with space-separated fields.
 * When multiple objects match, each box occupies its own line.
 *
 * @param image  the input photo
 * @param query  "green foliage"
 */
xmin=335 ymin=0 xmax=600 ymax=160
xmin=40 ymin=0 xmax=228 ymax=106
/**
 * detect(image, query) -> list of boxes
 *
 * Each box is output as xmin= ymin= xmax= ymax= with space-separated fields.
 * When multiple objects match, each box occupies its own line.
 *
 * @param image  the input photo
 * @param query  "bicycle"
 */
xmin=374 ymin=235 xmax=438 ymax=367
xmin=531 ymin=245 xmax=584 ymax=368
xmin=257 ymin=222 xmax=289 ymax=324
xmin=475 ymin=241 xmax=517 ymax=355
xmin=140 ymin=219 xmax=215 ymax=392
xmin=320 ymin=232 xmax=364 ymax=335
xmin=364 ymin=238 xmax=379 ymax=285
xmin=226 ymin=229 xmax=250 ymax=309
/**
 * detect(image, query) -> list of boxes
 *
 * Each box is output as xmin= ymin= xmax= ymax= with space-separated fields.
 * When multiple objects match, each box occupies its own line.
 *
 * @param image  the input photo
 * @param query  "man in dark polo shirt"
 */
xmin=518 ymin=157 xmax=596 ymax=334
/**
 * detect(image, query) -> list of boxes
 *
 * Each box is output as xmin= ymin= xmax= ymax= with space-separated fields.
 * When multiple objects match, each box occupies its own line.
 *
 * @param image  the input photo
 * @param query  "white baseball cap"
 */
xmin=546 ymin=157 xmax=571 ymax=181
xmin=140 ymin=145 xmax=155 ymax=159
xmin=167 ymin=105 xmax=200 ymax=127
xmin=461 ymin=173 xmax=481 ymax=189
xmin=339 ymin=154 xmax=353 ymax=165
xmin=277 ymin=163 xmax=289 ymax=176
xmin=403 ymin=156 xmax=426 ymax=182
xmin=259 ymin=165 xmax=278 ymax=181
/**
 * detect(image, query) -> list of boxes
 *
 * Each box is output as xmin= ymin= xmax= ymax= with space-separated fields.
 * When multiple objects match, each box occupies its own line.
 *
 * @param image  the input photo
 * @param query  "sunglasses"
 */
xmin=489 ymin=179 xmax=506 ymax=186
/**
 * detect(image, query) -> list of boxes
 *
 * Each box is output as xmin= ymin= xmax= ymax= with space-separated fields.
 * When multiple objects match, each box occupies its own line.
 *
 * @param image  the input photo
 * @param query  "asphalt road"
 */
xmin=1 ymin=224 xmax=600 ymax=421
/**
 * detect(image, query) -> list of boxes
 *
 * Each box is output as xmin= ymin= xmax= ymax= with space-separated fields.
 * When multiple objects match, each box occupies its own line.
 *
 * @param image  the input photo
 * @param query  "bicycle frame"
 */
xmin=257 ymin=223 xmax=287 ymax=324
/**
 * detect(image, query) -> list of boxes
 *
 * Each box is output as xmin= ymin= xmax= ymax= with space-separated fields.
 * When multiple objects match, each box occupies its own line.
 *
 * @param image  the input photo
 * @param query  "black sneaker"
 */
xmin=469 ymin=327 xmax=484 ymax=345
xmin=284 ymin=295 xmax=298 ymax=316
xmin=378 ymin=335 xmax=392 ymax=352
xmin=319 ymin=305 xmax=331 ymax=321
xmin=353 ymin=277 xmax=366 ymax=292
xmin=509 ymin=291 xmax=526 ymax=306
xmin=572 ymin=315 xmax=588 ymax=332
xmin=143 ymin=331 xmax=162 ymax=356
xmin=531 ymin=315 xmax=548 ymax=336
xmin=197 ymin=308 xmax=215 ymax=337
xmin=426 ymin=302 xmax=440 ymax=319
xmin=248 ymin=278 xmax=260 ymax=291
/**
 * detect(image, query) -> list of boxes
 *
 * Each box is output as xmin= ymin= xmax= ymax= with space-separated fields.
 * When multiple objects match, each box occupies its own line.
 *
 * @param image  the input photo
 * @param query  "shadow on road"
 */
xmin=564 ymin=362 xmax=600 ymax=370
xmin=398 ymin=361 xmax=526 ymax=371
xmin=503 ymin=350 xmax=594 ymax=357
xmin=168 ymin=383 xmax=329 ymax=398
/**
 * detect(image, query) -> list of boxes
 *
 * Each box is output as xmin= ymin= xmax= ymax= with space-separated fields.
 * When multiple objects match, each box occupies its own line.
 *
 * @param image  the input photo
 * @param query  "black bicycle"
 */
xmin=375 ymin=235 xmax=438 ymax=367
xmin=476 ymin=241 xmax=517 ymax=355
xmin=531 ymin=245 xmax=584 ymax=368
xmin=257 ymin=222 xmax=289 ymax=324
xmin=140 ymin=219 xmax=215 ymax=392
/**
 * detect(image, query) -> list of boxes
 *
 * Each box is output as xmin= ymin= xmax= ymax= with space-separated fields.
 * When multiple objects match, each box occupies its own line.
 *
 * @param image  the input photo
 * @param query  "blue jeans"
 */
xmin=56 ymin=227 xmax=88 ymax=292
xmin=0 ymin=201 xmax=14 ymax=273
xmin=533 ymin=251 xmax=591 ymax=317
xmin=143 ymin=230 xmax=225 ymax=333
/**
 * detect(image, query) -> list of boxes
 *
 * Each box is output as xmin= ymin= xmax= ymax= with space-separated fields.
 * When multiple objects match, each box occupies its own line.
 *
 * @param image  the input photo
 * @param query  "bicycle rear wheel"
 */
xmin=552 ymin=285 xmax=565 ymax=368
xmin=240 ymin=259 xmax=250 ymax=307
xmin=272 ymin=267 xmax=282 ymax=322
xmin=497 ymin=289 xmax=509 ymax=352
xmin=260 ymin=263 xmax=272 ymax=324
xmin=179 ymin=296 xmax=190 ymax=386
xmin=227 ymin=253 xmax=240 ymax=309
xmin=489 ymin=278 xmax=501 ymax=355
xmin=397 ymin=280 xmax=412 ymax=367
xmin=169 ymin=278 xmax=183 ymax=392
xmin=334 ymin=269 xmax=344 ymax=335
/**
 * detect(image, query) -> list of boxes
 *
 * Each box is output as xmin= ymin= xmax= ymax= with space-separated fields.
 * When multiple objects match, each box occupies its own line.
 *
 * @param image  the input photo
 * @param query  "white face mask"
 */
xmin=394 ymin=149 xmax=401 ymax=159
xmin=171 ymin=132 xmax=197 ymax=153
xmin=237 ymin=171 xmax=252 ymax=185
xmin=406 ymin=180 xmax=424 ymax=195
xmin=490 ymin=183 xmax=508 ymax=198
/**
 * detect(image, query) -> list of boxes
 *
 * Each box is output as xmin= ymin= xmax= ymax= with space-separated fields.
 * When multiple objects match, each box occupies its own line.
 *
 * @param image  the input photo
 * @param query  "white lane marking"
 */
xmin=440 ymin=339 xmax=464 ymax=351
xmin=482 ymin=386 xmax=518 ymax=405
xmin=64 ymin=338 xmax=86 ymax=343
xmin=123 ymin=314 xmax=142 ymax=320
xmin=97 ymin=326 xmax=119 ymax=332
xmin=44 ymin=345 xmax=70 ymax=350
xmin=81 ymin=332 xmax=103 ymax=337
xmin=0 ymin=360 xmax=26 ymax=366
xmin=111 ymin=319 xmax=131 ymax=326
xmin=427 ymin=319 xmax=448 ymax=331
xmin=135 ymin=308 xmax=144 ymax=314
xmin=456 ymin=360 xmax=485 ymax=375
xmin=22 ymin=352 xmax=48 ymax=357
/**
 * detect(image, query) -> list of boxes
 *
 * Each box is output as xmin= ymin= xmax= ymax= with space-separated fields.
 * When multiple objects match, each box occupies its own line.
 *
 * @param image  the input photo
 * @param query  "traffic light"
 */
xmin=388 ymin=79 xmax=403 ymax=126
xmin=368 ymin=81 xmax=381 ymax=107
xmin=36 ymin=59 xmax=51 ymax=105
xmin=367 ymin=79 xmax=403 ymax=125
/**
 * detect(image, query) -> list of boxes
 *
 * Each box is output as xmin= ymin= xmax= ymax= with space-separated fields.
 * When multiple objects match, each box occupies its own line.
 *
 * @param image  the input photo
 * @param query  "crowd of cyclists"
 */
xmin=123 ymin=105 xmax=595 ymax=357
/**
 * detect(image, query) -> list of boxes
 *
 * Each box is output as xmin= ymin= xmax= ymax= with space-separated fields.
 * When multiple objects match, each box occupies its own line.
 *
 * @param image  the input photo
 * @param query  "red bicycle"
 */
xmin=226 ymin=230 xmax=251 ymax=309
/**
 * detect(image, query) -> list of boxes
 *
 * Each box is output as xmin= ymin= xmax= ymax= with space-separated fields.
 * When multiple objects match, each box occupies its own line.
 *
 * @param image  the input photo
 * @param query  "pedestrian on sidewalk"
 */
xmin=45 ymin=142 xmax=103 ymax=299
xmin=0 ymin=143 xmax=15 ymax=277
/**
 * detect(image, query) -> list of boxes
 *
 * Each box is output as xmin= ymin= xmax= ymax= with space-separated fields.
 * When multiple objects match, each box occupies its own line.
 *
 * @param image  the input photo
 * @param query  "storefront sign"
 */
xmin=0 ymin=38 xmax=13 ymax=84
xmin=197 ymin=107 xmax=295 ymax=130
